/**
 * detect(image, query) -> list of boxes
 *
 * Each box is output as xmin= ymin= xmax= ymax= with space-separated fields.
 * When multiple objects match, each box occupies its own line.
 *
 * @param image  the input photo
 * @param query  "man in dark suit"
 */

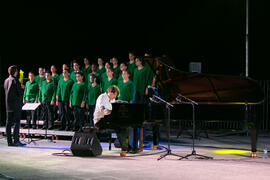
xmin=4 ymin=65 xmax=26 ymax=146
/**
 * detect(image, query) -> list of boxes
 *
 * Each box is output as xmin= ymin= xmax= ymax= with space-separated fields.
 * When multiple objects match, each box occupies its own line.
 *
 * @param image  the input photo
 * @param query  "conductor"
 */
xmin=4 ymin=65 xmax=26 ymax=146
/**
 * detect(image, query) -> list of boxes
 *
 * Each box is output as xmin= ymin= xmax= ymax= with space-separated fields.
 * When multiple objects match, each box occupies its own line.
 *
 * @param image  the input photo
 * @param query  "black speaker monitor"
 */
xmin=70 ymin=132 xmax=103 ymax=157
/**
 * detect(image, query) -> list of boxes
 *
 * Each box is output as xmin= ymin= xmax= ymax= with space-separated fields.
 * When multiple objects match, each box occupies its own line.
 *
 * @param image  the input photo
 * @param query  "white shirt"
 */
xmin=93 ymin=93 xmax=115 ymax=125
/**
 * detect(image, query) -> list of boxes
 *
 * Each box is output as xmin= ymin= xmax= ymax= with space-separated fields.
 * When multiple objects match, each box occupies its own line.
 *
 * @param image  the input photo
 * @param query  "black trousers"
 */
xmin=36 ymin=105 xmax=44 ymax=120
xmin=72 ymin=106 xmax=85 ymax=131
xmin=42 ymin=102 xmax=54 ymax=128
xmin=87 ymin=105 xmax=95 ymax=126
xmin=52 ymin=104 xmax=58 ymax=121
xmin=6 ymin=110 xmax=21 ymax=144
xmin=95 ymin=119 xmax=128 ymax=151
xmin=58 ymin=101 xmax=71 ymax=128
xmin=26 ymin=101 xmax=37 ymax=127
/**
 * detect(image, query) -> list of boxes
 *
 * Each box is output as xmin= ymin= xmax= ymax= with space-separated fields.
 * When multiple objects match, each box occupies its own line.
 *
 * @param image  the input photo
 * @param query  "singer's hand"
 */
xmin=81 ymin=101 xmax=85 ymax=108
xmin=50 ymin=101 xmax=54 ymax=106
xmin=145 ymin=88 xmax=148 ymax=95
xmin=69 ymin=101 xmax=72 ymax=108
xmin=23 ymin=100 xmax=26 ymax=104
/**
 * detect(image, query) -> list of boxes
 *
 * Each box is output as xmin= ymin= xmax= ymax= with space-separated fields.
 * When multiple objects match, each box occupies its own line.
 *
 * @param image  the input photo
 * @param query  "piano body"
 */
xmin=102 ymin=56 xmax=264 ymax=152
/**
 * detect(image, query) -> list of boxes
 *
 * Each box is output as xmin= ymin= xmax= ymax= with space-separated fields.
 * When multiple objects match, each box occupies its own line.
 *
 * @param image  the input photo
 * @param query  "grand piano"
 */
xmin=102 ymin=56 xmax=264 ymax=152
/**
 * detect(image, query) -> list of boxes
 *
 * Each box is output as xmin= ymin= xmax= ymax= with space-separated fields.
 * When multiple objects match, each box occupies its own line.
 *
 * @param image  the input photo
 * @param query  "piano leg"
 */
xmin=139 ymin=127 xmax=144 ymax=151
xmin=133 ymin=128 xmax=138 ymax=151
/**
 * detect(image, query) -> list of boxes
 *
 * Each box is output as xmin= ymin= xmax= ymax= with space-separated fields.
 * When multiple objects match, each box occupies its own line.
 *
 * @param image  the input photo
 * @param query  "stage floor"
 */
xmin=1 ymin=130 xmax=270 ymax=180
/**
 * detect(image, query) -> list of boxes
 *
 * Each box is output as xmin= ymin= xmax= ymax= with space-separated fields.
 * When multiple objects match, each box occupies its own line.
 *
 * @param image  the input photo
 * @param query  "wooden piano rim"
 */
xmin=170 ymin=100 xmax=264 ymax=106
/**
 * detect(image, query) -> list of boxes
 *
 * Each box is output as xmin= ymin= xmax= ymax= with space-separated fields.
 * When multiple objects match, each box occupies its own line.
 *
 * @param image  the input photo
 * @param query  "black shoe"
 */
xmin=42 ymin=126 xmax=47 ymax=130
xmin=8 ymin=142 xmax=16 ymax=147
xmin=14 ymin=141 xmax=26 ymax=147
xmin=32 ymin=125 xmax=37 ymax=129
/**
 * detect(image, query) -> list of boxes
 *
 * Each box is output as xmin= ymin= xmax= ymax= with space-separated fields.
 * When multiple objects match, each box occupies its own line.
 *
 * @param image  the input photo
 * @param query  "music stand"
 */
xmin=176 ymin=93 xmax=213 ymax=160
xmin=150 ymin=95 xmax=186 ymax=160
xmin=22 ymin=103 xmax=40 ymax=144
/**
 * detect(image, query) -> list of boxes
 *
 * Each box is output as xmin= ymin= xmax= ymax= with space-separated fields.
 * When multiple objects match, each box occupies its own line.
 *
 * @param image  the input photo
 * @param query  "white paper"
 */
xmin=22 ymin=103 xmax=40 ymax=111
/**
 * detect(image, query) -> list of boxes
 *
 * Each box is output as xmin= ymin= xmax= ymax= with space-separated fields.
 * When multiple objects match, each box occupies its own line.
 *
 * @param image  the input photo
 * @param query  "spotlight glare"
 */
xmin=213 ymin=149 xmax=251 ymax=155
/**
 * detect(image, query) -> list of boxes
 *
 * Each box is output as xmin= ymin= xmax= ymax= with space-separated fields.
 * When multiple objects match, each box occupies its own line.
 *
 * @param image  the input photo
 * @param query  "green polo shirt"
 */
xmin=70 ymin=82 xmax=87 ymax=106
xmin=113 ymin=66 xmax=121 ymax=79
xmin=56 ymin=78 xmax=74 ymax=102
xmin=83 ymin=66 xmax=92 ymax=77
xmin=38 ymin=80 xmax=56 ymax=103
xmin=60 ymin=73 xmax=70 ymax=80
xmin=133 ymin=66 xmax=153 ymax=93
xmin=128 ymin=62 xmax=137 ymax=80
xmin=102 ymin=77 xmax=117 ymax=93
xmin=23 ymin=80 xmax=39 ymax=101
xmin=118 ymin=80 xmax=135 ymax=103
xmin=100 ymin=71 xmax=108 ymax=88
xmin=34 ymin=75 xmax=46 ymax=88
xmin=70 ymin=70 xmax=84 ymax=83
xmin=87 ymin=83 xmax=101 ymax=105
xmin=97 ymin=66 xmax=106 ymax=75
xmin=51 ymin=74 xmax=60 ymax=89
xmin=117 ymin=73 xmax=123 ymax=87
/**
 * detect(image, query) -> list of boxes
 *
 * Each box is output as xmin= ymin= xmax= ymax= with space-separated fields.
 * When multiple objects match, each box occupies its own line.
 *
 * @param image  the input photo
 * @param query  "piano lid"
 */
xmin=144 ymin=57 xmax=264 ymax=105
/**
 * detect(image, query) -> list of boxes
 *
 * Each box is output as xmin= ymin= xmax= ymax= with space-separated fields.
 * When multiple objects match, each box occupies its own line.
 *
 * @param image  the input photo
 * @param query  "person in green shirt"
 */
xmin=51 ymin=65 xmax=59 ymax=121
xmin=59 ymin=64 xmax=69 ymax=80
xmin=23 ymin=72 xmax=39 ymax=129
xmin=86 ymin=63 xmax=100 ymax=86
xmin=133 ymin=57 xmax=153 ymax=104
xmin=118 ymin=62 xmax=128 ymax=87
xmin=69 ymin=59 xmax=77 ymax=74
xmin=82 ymin=57 xmax=92 ymax=78
xmin=69 ymin=72 xmax=87 ymax=132
xmin=34 ymin=67 xmax=46 ymax=121
xmin=70 ymin=61 xmax=84 ymax=83
xmin=100 ymin=62 xmax=111 ymax=89
xmin=87 ymin=74 xmax=101 ymax=126
xmin=127 ymin=52 xmax=137 ymax=80
xmin=34 ymin=67 xmax=46 ymax=87
xmin=38 ymin=71 xmax=56 ymax=130
xmin=112 ymin=57 xmax=121 ymax=79
xmin=56 ymin=69 xmax=74 ymax=131
xmin=97 ymin=57 xmax=106 ymax=75
xmin=118 ymin=70 xmax=135 ymax=103
xmin=51 ymin=65 xmax=59 ymax=87
xmin=102 ymin=67 xmax=118 ymax=93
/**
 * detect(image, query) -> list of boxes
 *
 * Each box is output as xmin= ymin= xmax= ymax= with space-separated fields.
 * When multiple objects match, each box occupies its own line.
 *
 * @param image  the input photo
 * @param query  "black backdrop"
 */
xmin=1 ymin=0 xmax=270 ymax=124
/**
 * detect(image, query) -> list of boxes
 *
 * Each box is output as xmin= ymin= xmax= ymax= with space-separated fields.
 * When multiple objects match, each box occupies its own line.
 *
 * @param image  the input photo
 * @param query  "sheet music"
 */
xmin=112 ymin=100 xmax=129 ymax=104
xmin=22 ymin=103 xmax=41 ymax=110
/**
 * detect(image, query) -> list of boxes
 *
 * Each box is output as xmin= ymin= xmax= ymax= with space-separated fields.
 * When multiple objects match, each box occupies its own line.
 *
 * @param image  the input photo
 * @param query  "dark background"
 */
xmin=1 ymin=1 xmax=270 ymax=124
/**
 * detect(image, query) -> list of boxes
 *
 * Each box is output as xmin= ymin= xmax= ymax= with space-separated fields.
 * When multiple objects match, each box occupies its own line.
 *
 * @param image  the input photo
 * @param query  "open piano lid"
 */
xmin=144 ymin=57 xmax=264 ymax=105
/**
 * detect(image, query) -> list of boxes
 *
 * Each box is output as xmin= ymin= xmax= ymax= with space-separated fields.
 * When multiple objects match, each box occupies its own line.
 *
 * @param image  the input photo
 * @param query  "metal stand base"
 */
xmin=158 ymin=146 xmax=186 ymax=160
xmin=22 ymin=128 xmax=56 ymax=145
xmin=179 ymin=150 xmax=213 ymax=160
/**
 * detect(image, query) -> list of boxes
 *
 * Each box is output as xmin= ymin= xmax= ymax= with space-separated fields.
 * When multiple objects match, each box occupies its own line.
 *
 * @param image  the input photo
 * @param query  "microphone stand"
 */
xmin=176 ymin=93 xmax=213 ymax=160
xmin=151 ymin=95 xmax=186 ymax=160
